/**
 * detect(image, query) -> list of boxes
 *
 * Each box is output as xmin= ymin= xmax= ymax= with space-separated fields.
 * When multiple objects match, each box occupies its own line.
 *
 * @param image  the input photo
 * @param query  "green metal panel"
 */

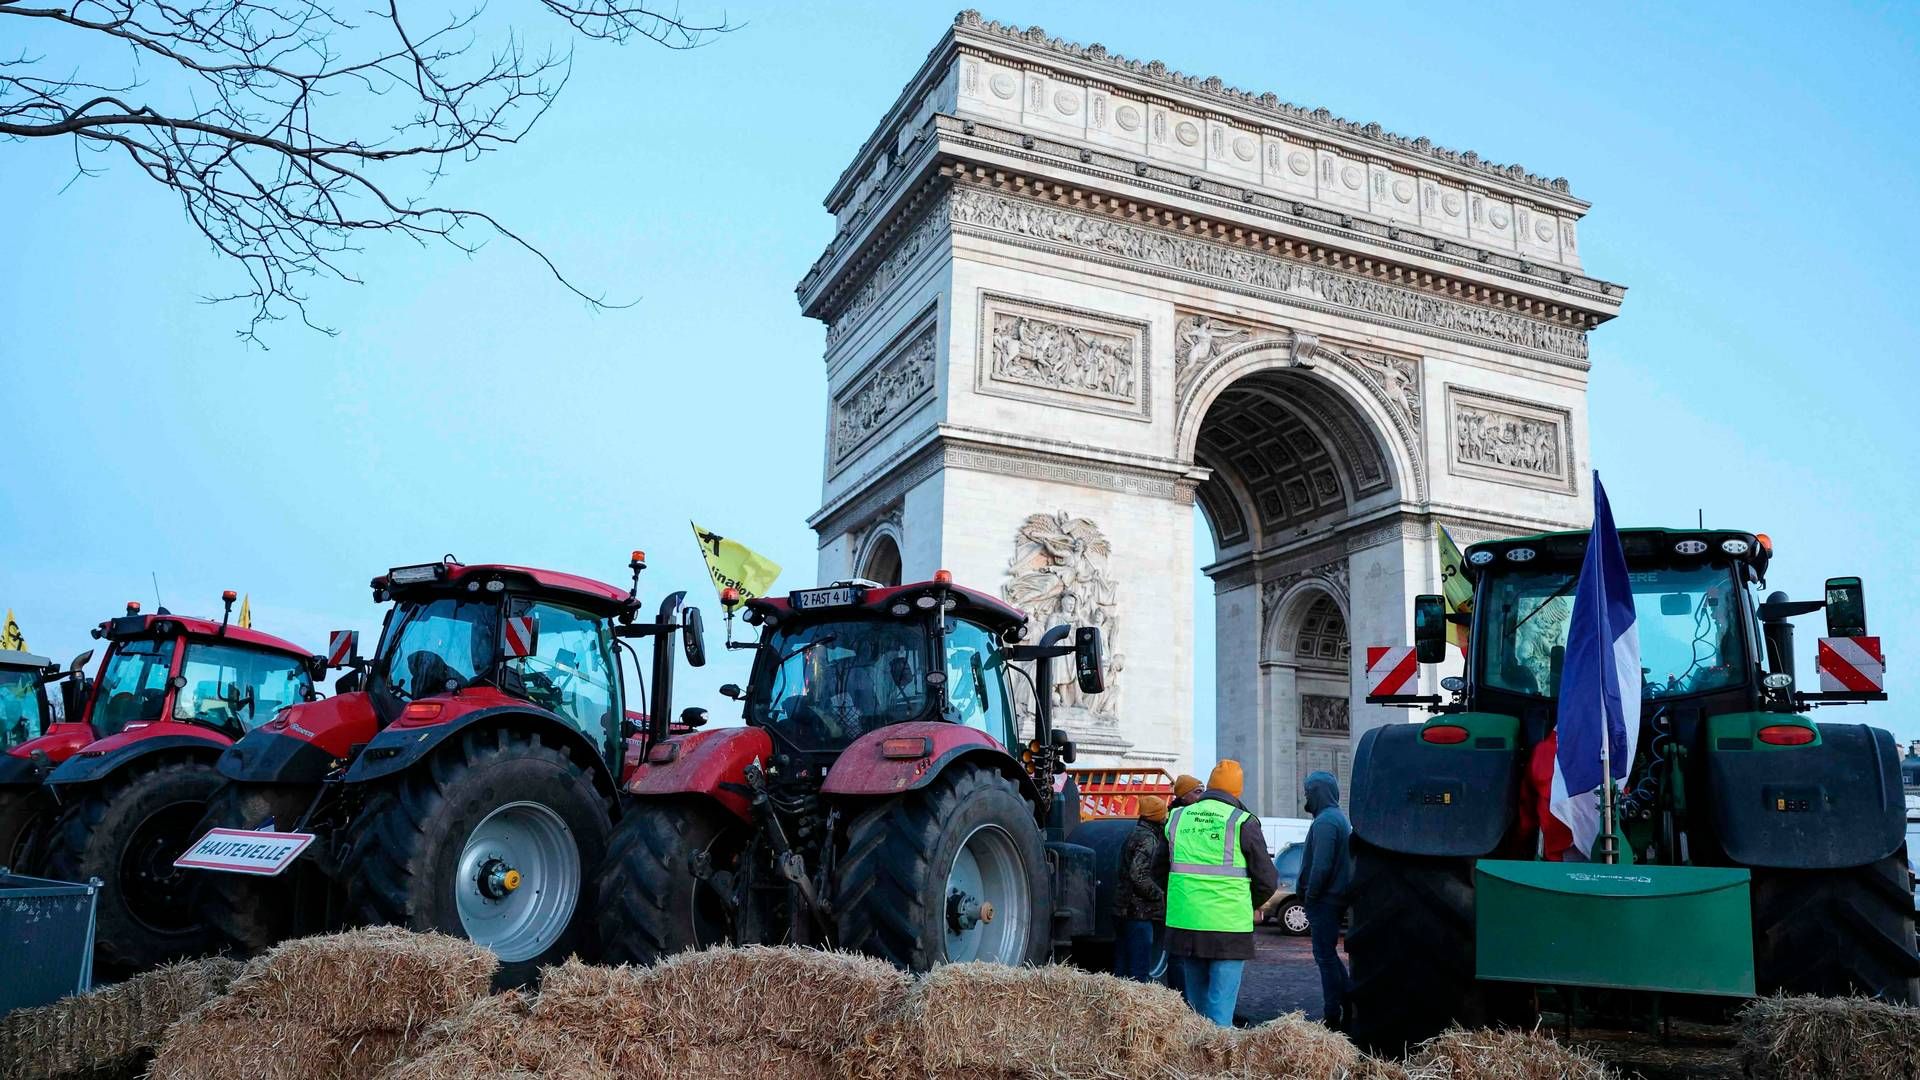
xmin=1475 ymin=860 xmax=1755 ymax=996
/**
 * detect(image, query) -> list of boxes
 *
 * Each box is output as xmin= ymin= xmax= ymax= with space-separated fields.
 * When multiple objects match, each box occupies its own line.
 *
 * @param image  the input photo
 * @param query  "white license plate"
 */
xmin=174 ymin=827 xmax=316 ymax=876
xmin=790 ymin=586 xmax=858 ymax=610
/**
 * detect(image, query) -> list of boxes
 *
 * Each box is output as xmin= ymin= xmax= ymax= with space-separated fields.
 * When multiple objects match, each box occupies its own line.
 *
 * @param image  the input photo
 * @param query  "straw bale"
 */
xmin=1736 ymin=994 xmax=1920 ymax=1080
xmin=529 ymin=947 xmax=910 ymax=1055
xmin=1175 ymin=1012 xmax=1363 ymax=1079
xmin=1404 ymin=1027 xmax=1616 ymax=1080
xmin=376 ymin=990 xmax=614 ymax=1080
xmin=0 ymin=956 xmax=242 ymax=1080
xmin=145 ymin=1015 xmax=345 ymax=1080
xmin=213 ymin=927 xmax=496 ymax=1037
xmin=877 ymin=961 xmax=1203 ymax=1080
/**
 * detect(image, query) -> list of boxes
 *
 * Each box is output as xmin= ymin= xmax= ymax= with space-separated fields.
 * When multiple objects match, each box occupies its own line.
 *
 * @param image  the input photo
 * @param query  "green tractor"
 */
xmin=1347 ymin=527 xmax=1916 ymax=1051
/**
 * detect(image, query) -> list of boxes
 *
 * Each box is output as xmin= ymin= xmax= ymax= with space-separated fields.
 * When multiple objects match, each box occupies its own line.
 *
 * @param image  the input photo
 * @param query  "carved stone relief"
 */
xmin=1300 ymin=694 xmax=1350 ymax=737
xmin=1445 ymin=386 xmax=1574 ymax=492
xmin=977 ymin=294 xmax=1148 ymax=419
xmin=1003 ymin=512 xmax=1124 ymax=730
xmin=830 ymin=321 xmax=936 ymax=472
xmin=825 ymin=194 xmax=951 ymax=351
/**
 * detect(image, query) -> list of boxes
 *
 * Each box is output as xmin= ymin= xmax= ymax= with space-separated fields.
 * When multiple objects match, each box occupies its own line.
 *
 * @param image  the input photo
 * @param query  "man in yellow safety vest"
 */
xmin=1161 ymin=759 xmax=1279 ymax=1026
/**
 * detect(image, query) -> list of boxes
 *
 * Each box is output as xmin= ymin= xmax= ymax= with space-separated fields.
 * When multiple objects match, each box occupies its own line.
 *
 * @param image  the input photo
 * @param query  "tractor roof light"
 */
xmin=1505 ymin=547 xmax=1536 ymax=563
xmin=1467 ymin=550 xmax=1495 ymax=566
xmin=934 ymin=569 xmax=953 ymax=585
xmin=1441 ymin=676 xmax=1466 ymax=693
xmin=1757 ymin=724 xmax=1816 ymax=746
xmin=1674 ymin=540 xmax=1709 ymax=556
xmin=484 ymin=578 xmax=505 ymax=592
xmin=1763 ymin=673 xmax=1794 ymax=690
xmin=914 ymin=595 xmax=938 ymax=610
xmin=126 ymin=601 xmax=142 ymax=615
xmin=890 ymin=602 xmax=912 ymax=617
xmin=1755 ymin=533 xmax=1773 ymax=554
xmin=222 ymin=590 xmax=237 ymax=602
xmin=1720 ymin=538 xmax=1751 ymax=556
xmin=1421 ymin=724 xmax=1471 ymax=745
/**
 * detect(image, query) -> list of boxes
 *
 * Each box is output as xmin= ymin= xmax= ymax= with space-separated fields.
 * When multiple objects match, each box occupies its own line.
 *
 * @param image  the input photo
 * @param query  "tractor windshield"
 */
xmin=748 ymin=614 xmax=932 ymax=750
xmin=1477 ymin=563 xmax=1750 ymax=700
xmin=375 ymin=597 xmax=498 ymax=701
xmin=172 ymin=642 xmax=313 ymax=731
xmin=91 ymin=638 xmax=176 ymax=735
xmin=0 ymin=667 xmax=45 ymax=749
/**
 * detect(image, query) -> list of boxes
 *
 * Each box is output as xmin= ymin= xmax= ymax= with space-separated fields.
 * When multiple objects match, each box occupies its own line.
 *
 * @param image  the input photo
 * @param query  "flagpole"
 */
xmin=1598 ymin=728 xmax=1617 ymax=865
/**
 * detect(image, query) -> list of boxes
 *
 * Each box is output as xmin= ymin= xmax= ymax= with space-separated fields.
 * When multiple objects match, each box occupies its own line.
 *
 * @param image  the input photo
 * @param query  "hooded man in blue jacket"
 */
xmin=1298 ymin=770 xmax=1352 ymax=1030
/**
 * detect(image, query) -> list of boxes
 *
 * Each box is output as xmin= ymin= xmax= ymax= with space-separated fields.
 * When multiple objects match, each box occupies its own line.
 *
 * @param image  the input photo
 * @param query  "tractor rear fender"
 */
xmin=218 ymin=691 xmax=380 ymax=783
xmin=1707 ymin=714 xmax=1905 ymax=870
xmin=819 ymin=722 xmax=1041 ymax=805
xmin=622 ymin=726 xmax=773 ymax=823
xmin=341 ymin=703 xmax=618 ymax=803
xmin=0 ymin=750 xmax=40 ymax=787
xmin=1349 ymin=713 xmax=1523 ymax=858
xmin=45 ymin=723 xmax=232 ymax=787
xmin=5 ymin=725 xmax=97 ymax=785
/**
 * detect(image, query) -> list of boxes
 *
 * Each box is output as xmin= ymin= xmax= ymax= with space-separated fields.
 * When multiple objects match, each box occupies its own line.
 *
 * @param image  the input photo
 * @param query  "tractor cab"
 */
xmin=0 ymin=650 xmax=56 ymax=752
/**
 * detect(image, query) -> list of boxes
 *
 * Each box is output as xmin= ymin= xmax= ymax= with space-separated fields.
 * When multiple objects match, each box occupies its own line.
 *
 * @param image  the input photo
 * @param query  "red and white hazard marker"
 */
xmin=1366 ymin=645 xmax=1419 ymax=697
xmin=503 ymin=615 xmax=537 ymax=658
xmin=326 ymin=630 xmax=358 ymax=668
xmin=1817 ymin=636 xmax=1884 ymax=694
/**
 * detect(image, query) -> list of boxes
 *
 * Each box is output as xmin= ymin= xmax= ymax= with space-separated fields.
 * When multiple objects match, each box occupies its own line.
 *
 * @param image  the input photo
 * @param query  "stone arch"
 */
xmin=854 ymin=526 xmax=904 ymax=586
xmin=1262 ymin=574 xmax=1351 ymax=663
xmin=1257 ymin=582 xmax=1356 ymax=807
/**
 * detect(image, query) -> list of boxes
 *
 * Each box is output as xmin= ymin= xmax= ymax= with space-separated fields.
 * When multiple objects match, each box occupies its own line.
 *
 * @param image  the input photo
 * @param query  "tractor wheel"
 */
xmin=1344 ymin=841 xmax=1532 ymax=1055
xmin=595 ymin=799 xmax=742 ymax=966
xmin=835 ymin=763 xmax=1049 ymax=971
xmin=41 ymin=760 xmax=223 ymax=975
xmin=189 ymin=783 xmax=317 ymax=956
xmin=0 ymin=786 xmax=57 ymax=874
xmin=1753 ymin=849 xmax=1920 ymax=1003
xmin=339 ymin=728 xmax=610 ymax=987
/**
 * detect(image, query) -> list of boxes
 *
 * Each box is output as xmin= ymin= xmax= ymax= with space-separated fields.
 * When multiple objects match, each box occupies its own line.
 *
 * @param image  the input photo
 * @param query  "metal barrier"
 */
xmin=1068 ymin=767 xmax=1174 ymax=819
xmin=0 ymin=871 xmax=98 ymax=1012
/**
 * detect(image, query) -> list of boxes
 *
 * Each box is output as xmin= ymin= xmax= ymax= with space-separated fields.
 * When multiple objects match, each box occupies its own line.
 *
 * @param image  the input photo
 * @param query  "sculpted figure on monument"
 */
xmin=989 ymin=312 xmax=1136 ymax=400
xmin=1003 ymin=511 xmax=1124 ymax=727
xmin=1453 ymin=406 xmax=1560 ymax=476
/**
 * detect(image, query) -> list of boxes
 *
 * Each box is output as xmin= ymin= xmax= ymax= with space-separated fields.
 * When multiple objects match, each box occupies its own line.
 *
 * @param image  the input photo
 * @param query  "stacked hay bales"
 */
xmin=1403 ymin=1028 xmax=1617 ymax=1079
xmin=1737 ymin=994 xmax=1920 ymax=1080
xmin=146 ymin=928 xmax=496 ymax=1080
xmin=1177 ymin=1012 xmax=1366 ymax=1079
xmin=0 ymin=956 xmax=241 ymax=1080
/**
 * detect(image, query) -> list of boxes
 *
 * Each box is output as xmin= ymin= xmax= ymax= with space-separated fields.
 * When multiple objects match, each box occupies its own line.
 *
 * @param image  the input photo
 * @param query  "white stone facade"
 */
xmin=798 ymin=13 xmax=1624 ymax=812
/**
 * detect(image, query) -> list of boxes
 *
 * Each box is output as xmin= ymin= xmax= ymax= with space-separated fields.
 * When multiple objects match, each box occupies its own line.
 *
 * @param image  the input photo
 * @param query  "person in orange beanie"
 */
xmin=1161 ymin=758 xmax=1277 ymax=1025
xmin=1171 ymin=773 xmax=1204 ymax=806
xmin=1112 ymin=795 xmax=1170 ymax=982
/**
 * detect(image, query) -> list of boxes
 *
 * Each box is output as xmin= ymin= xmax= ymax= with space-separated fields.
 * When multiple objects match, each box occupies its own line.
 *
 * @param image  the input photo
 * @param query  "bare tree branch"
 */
xmin=1 ymin=0 xmax=731 ymax=344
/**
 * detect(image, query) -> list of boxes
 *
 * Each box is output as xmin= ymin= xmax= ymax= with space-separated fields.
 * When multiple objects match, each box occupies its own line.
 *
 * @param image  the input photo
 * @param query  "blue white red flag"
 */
xmin=1550 ymin=472 xmax=1641 ymax=859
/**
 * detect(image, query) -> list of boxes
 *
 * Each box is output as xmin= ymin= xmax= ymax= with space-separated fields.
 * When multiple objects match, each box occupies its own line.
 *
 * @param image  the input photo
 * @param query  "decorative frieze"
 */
xmin=948 ymin=186 xmax=1589 ymax=365
xmin=830 ymin=319 xmax=937 ymax=472
xmin=979 ymin=294 xmax=1149 ymax=420
xmin=1003 ymin=512 xmax=1125 ymax=730
xmin=1445 ymin=386 xmax=1575 ymax=493
xmin=1300 ymin=694 xmax=1350 ymax=737
xmin=1260 ymin=559 xmax=1351 ymax=627
xmin=825 ymin=195 xmax=951 ymax=351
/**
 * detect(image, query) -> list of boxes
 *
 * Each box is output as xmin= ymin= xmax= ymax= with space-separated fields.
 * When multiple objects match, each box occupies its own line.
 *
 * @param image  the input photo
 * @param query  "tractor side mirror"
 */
xmin=1074 ymin=626 xmax=1105 ymax=695
xmin=69 ymin=650 xmax=93 ymax=674
xmin=1825 ymin=577 xmax=1866 ymax=638
xmin=305 ymin=655 xmax=328 ymax=682
xmin=719 ymin=683 xmax=744 ymax=701
xmin=680 ymin=706 xmax=709 ymax=730
xmin=682 ymin=607 xmax=707 ymax=668
xmin=1050 ymin=727 xmax=1077 ymax=764
xmin=1413 ymin=594 xmax=1447 ymax=664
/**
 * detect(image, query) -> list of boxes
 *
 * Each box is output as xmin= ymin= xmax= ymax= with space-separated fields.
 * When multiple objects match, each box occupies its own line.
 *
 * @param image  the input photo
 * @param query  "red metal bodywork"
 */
xmin=77 ymin=615 xmax=314 ymax=734
xmin=623 ymin=726 xmax=772 ymax=822
xmin=819 ymin=721 xmax=1009 ymax=796
xmin=5 ymin=724 xmax=95 ymax=765
xmin=256 ymin=692 xmax=380 ymax=760
xmin=748 ymin=579 xmax=1028 ymax=630
xmin=382 ymin=685 xmax=527 ymax=731
xmin=70 ymin=719 xmax=235 ymax=757
xmin=383 ymin=563 xmax=632 ymax=615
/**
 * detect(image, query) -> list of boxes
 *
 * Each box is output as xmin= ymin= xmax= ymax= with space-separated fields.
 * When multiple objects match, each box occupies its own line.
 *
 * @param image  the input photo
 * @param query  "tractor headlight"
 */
xmin=1720 ymin=539 xmax=1751 ymax=555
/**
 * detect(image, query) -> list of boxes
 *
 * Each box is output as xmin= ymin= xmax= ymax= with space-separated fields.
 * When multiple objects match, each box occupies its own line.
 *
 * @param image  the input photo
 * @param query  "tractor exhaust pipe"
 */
xmin=648 ymin=591 xmax=686 ymax=748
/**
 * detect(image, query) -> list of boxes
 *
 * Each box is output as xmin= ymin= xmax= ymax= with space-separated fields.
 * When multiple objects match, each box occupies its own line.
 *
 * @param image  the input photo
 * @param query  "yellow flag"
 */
xmin=690 ymin=521 xmax=782 ymax=606
xmin=0 ymin=610 xmax=24 ymax=652
xmin=1437 ymin=527 xmax=1474 ymax=652
xmin=238 ymin=595 xmax=253 ymax=629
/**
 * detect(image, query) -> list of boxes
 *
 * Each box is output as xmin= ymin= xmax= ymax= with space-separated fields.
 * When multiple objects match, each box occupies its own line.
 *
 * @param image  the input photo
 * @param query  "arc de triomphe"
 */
xmin=796 ymin=12 xmax=1625 ymax=814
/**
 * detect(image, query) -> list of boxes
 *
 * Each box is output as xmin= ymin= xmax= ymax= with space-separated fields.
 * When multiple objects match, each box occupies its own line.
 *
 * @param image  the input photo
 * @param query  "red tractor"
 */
xmin=187 ymin=555 xmax=705 ymax=985
xmin=16 ymin=597 xmax=319 ymax=975
xmin=597 ymin=574 xmax=1105 ymax=970
xmin=0 ymin=645 xmax=85 ymax=869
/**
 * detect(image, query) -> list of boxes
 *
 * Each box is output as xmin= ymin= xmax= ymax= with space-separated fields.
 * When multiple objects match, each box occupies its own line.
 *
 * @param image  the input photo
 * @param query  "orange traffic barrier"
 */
xmin=1068 ymin=768 xmax=1174 ymax=819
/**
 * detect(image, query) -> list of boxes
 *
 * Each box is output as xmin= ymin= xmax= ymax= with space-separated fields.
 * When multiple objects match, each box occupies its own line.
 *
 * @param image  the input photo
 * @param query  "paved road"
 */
xmin=1234 ymin=924 xmax=1336 ymax=1024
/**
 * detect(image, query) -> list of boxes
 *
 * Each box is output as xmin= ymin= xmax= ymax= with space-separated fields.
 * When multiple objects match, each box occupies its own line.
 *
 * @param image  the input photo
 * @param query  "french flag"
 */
xmin=1550 ymin=472 xmax=1640 ymax=860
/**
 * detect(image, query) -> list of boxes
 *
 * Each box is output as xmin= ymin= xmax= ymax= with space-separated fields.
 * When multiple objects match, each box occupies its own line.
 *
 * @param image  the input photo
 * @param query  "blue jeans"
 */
xmin=1115 ymin=919 xmax=1157 ymax=983
xmin=1179 ymin=956 xmax=1246 ymax=1026
xmin=1307 ymin=899 xmax=1350 ymax=1027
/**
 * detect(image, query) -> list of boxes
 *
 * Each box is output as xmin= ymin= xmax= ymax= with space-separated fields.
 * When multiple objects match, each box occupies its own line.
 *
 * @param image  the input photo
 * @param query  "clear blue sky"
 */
xmin=3 ymin=2 xmax=1915 ymax=755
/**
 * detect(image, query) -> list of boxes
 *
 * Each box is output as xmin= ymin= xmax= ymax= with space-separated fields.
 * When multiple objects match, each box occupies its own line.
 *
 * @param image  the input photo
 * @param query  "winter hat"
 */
xmin=1172 ymin=774 xmax=1203 ymax=799
xmin=1137 ymin=796 xmax=1169 ymax=823
xmin=1208 ymin=759 xmax=1245 ymax=798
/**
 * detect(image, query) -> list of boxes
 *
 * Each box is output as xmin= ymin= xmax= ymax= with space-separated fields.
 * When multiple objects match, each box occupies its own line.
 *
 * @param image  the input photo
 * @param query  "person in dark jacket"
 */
xmin=1111 ymin=795 xmax=1169 ymax=982
xmin=1161 ymin=760 xmax=1280 ymax=1026
xmin=1298 ymin=770 xmax=1352 ymax=1029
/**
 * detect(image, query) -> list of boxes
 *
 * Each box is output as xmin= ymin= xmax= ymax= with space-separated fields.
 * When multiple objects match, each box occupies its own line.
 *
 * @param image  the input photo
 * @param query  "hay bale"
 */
xmin=1405 ymin=1027 xmax=1616 ymax=1079
xmin=376 ymin=991 xmax=613 ymax=1080
xmin=145 ymin=1015 xmax=344 ymax=1080
xmin=0 ymin=956 xmax=242 ymax=1080
xmin=214 ymin=928 xmax=496 ymax=1037
xmin=1175 ymin=1012 xmax=1363 ymax=1079
xmin=1737 ymin=994 xmax=1920 ymax=1080
xmin=861 ymin=961 xmax=1202 ymax=1080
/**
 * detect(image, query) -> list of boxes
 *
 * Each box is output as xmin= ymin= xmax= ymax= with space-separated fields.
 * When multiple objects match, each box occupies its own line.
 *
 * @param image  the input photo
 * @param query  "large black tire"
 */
xmin=834 ymin=763 xmax=1049 ymax=971
xmin=1345 ymin=842 xmax=1531 ymax=1055
xmin=188 ymin=783 xmax=318 ymax=956
xmin=0 ymin=786 xmax=57 ymax=875
xmin=338 ymin=728 xmax=610 ymax=987
xmin=595 ymin=799 xmax=742 ymax=966
xmin=1753 ymin=849 xmax=1920 ymax=1003
xmin=41 ymin=760 xmax=223 ymax=975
